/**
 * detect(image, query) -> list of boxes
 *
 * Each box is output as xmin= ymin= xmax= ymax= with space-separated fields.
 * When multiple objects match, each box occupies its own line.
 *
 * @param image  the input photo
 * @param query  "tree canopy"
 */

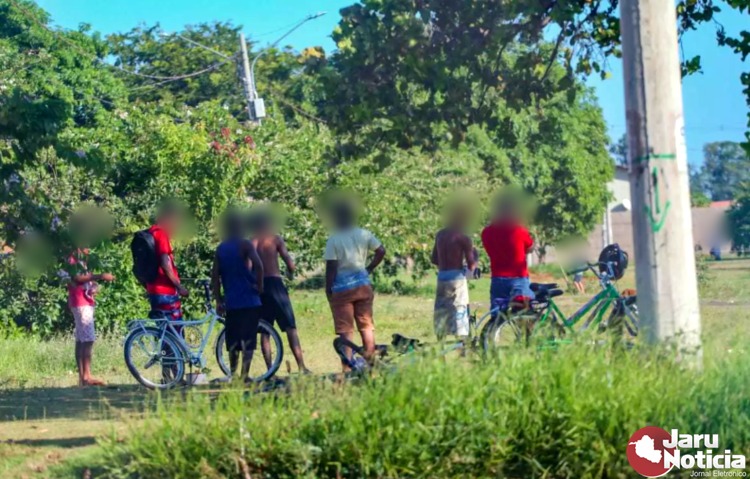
xmin=692 ymin=141 xmax=750 ymax=201
xmin=0 ymin=0 xmax=747 ymax=335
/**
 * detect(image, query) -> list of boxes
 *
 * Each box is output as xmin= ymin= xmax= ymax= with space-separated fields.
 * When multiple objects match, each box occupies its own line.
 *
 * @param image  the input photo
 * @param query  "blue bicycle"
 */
xmin=123 ymin=280 xmax=283 ymax=390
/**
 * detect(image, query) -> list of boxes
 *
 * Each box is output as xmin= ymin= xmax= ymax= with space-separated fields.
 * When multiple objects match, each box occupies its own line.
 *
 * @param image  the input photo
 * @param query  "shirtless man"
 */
xmin=431 ymin=202 xmax=478 ymax=340
xmin=251 ymin=210 xmax=311 ymax=374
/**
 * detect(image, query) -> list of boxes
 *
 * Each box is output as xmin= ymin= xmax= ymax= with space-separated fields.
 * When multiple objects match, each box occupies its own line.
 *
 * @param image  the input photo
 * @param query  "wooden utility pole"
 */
xmin=619 ymin=0 xmax=702 ymax=363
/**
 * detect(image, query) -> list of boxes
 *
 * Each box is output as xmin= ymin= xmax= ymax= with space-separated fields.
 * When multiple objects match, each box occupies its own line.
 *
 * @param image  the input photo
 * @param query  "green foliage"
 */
xmin=692 ymin=141 xmax=750 ymax=201
xmin=324 ymin=0 xmax=618 ymax=154
xmin=695 ymin=251 xmax=712 ymax=287
xmin=727 ymin=187 xmax=750 ymax=250
xmin=107 ymin=21 xmax=325 ymax=124
xmin=716 ymin=0 xmax=750 ymax=154
xmin=89 ymin=345 xmax=750 ymax=478
xmin=609 ymin=133 xmax=627 ymax=167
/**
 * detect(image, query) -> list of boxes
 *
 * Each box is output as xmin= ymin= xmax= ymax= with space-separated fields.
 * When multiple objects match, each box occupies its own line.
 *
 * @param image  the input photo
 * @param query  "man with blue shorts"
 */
xmin=481 ymin=194 xmax=535 ymax=306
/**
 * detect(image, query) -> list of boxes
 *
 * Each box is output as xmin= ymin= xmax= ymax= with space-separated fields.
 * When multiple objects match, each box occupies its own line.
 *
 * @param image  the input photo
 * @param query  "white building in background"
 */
xmin=602 ymin=165 xmax=631 ymax=247
xmin=592 ymin=166 xmax=731 ymax=260
xmin=533 ymin=164 xmax=731 ymax=265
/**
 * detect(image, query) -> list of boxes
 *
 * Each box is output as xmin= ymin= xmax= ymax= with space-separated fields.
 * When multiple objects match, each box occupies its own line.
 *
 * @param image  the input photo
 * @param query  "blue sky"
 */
xmin=37 ymin=0 xmax=748 ymax=166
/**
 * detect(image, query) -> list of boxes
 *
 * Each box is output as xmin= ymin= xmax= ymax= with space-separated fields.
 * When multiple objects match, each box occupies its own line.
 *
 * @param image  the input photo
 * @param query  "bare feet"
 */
xmin=81 ymin=378 xmax=106 ymax=387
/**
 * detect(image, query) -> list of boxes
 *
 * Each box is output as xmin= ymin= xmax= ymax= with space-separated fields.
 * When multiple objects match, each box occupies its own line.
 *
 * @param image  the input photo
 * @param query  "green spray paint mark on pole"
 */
xmin=644 ymin=166 xmax=671 ymax=233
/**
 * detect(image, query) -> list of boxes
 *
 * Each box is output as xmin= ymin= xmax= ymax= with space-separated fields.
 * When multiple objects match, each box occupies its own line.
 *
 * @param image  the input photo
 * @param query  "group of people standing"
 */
xmin=64 ymin=191 xmax=535 ymax=385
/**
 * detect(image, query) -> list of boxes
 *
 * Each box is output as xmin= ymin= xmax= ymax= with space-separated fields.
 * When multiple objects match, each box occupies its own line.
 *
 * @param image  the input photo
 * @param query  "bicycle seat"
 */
xmin=530 ymin=283 xmax=559 ymax=292
xmin=148 ymin=310 xmax=169 ymax=320
xmin=196 ymin=279 xmax=210 ymax=287
xmin=534 ymin=288 xmax=564 ymax=301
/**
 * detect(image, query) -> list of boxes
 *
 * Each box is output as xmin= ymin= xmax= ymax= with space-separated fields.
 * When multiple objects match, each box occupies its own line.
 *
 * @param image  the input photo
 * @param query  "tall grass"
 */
xmin=0 ymin=335 xmax=130 ymax=388
xmin=88 ymin=342 xmax=750 ymax=479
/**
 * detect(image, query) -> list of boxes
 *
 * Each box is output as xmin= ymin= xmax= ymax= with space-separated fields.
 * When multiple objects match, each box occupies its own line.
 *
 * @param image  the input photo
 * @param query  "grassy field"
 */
xmin=0 ymin=259 xmax=748 ymax=477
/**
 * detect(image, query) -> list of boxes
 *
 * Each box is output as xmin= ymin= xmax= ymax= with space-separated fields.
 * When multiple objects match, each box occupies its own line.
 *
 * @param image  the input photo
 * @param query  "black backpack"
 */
xmin=598 ymin=243 xmax=629 ymax=280
xmin=131 ymin=229 xmax=159 ymax=285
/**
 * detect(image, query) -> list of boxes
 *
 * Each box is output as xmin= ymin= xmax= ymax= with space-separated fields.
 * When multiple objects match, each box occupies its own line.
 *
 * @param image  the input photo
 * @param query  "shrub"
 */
xmin=90 ymin=344 xmax=750 ymax=478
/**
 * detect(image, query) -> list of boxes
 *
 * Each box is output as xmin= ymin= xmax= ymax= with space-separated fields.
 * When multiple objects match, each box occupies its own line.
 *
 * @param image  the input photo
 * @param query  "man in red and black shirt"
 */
xmin=147 ymin=201 xmax=189 ymax=321
xmin=481 ymin=194 xmax=535 ymax=304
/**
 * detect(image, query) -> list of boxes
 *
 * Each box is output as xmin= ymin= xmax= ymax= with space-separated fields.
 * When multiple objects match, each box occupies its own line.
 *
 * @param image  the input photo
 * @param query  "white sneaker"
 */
xmin=211 ymin=375 xmax=232 ymax=384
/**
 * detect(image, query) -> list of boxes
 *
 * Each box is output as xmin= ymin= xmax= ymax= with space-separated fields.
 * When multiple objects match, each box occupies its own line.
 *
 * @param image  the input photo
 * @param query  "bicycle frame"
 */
xmin=530 ymin=261 xmax=632 ymax=339
xmin=540 ymin=282 xmax=621 ymax=333
xmin=126 ymin=281 xmax=225 ymax=368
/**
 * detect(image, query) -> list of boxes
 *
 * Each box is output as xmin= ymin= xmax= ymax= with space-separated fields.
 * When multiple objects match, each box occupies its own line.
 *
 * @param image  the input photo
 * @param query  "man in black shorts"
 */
xmin=211 ymin=210 xmax=264 ymax=381
xmin=251 ymin=209 xmax=311 ymax=374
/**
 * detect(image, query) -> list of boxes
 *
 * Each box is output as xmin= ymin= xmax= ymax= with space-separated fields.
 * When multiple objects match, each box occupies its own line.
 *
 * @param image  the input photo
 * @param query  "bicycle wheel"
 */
xmin=215 ymin=320 xmax=284 ymax=382
xmin=483 ymin=316 xmax=525 ymax=352
xmin=607 ymin=295 xmax=639 ymax=339
xmin=332 ymin=337 xmax=370 ymax=372
xmin=124 ymin=326 xmax=187 ymax=390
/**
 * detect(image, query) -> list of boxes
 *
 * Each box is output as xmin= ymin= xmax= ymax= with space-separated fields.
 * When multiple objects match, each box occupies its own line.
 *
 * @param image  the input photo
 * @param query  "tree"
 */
xmin=107 ymin=22 xmax=245 ymax=110
xmin=323 ymin=0 xmax=621 ymax=155
xmin=716 ymin=0 xmax=750 ymax=157
xmin=694 ymin=141 xmax=750 ymax=201
xmin=107 ymin=22 xmax=326 ymax=124
xmin=726 ymin=186 xmax=750 ymax=251
xmin=609 ymin=134 xmax=628 ymax=167
xmin=504 ymin=91 xmax=613 ymax=261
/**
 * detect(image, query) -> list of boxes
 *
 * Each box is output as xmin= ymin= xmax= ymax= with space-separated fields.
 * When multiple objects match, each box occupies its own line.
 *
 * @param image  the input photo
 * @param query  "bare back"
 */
xmin=252 ymin=234 xmax=294 ymax=278
xmin=432 ymin=228 xmax=474 ymax=272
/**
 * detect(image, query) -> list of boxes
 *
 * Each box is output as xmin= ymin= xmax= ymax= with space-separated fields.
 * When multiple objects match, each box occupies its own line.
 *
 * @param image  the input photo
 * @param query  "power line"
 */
xmin=268 ymin=94 xmax=327 ymax=124
xmin=8 ymin=0 xmax=230 ymax=82
xmin=609 ymin=124 xmax=747 ymax=132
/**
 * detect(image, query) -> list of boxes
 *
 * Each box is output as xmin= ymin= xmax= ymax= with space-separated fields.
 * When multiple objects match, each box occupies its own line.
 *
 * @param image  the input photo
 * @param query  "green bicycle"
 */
xmin=486 ymin=260 xmax=639 ymax=349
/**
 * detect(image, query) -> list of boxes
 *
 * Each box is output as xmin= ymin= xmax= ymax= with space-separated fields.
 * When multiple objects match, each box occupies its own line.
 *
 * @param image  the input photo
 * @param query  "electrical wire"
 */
xmin=8 ymin=0 xmax=232 ymax=82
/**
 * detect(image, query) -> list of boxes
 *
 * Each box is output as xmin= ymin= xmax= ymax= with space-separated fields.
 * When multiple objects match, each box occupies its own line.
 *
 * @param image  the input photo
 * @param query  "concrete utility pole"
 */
xmin=619 ymin=0 xmax=702 ymax=364
xmin=238 ymin=33 xmax=257 ymax=123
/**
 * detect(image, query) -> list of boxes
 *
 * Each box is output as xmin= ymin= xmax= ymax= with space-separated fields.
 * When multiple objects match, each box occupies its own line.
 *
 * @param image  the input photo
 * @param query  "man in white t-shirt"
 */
xmin=324 ymin=199 xmax=386 ymax=369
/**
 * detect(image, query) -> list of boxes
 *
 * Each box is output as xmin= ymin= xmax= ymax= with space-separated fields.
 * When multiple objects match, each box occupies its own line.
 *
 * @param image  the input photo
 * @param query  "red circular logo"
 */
xmin=626 ymin=426 xmax=675 ymax=477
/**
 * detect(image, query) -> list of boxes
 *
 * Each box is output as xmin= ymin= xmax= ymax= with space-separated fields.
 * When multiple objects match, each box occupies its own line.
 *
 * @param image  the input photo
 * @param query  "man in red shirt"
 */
xmin=481 ymin=194 xmax=535 ymax=305
xmin=147 ymin=201 xmax=189 ymax=322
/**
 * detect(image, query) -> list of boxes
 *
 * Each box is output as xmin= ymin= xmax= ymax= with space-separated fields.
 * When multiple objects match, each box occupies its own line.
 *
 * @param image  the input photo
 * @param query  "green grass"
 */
xmin=76 ymin=344 xmax=750 ymax=478
xmin=1 ymin=260 xmax=749 ymax=478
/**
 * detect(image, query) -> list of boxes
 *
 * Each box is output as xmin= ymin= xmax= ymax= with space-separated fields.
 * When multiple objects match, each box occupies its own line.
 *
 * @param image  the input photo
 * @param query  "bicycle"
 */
xmin=332 ymin=298 xmax=512 ymax=373
xmin=486 ymin=261 xmax=639 ymax=349
xmin=123 ymin=279 xmax=284 ymax=390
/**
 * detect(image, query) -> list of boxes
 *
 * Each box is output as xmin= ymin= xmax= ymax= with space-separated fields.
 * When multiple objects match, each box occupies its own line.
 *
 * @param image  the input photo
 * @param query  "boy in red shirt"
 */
xmin=146 ymin=201 xmax=189 ymax=322
xmin=62 ymin=248 xmax=115 ymax=386
xmin=481 ymin=193 xmax=535 ymax=304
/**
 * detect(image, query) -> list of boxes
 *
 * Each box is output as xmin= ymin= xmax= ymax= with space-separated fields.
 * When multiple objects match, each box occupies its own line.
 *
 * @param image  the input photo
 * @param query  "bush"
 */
xmin=90 ymin=344 xmax=750 ymax=478
xmin=695 ymin=252 xmax=711 ymax=288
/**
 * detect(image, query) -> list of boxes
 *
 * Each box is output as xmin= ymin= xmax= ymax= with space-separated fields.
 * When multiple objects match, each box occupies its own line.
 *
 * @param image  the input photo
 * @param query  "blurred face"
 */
xmin=158 ymin=212 xmax=180 ymax=235
xmin=446 ymin=206 xmax=469 ymax=231
xmin=333 ymin=204 xmax=356 ymax=229
xmin=68 ymin=206 xmax=113 ymax=248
